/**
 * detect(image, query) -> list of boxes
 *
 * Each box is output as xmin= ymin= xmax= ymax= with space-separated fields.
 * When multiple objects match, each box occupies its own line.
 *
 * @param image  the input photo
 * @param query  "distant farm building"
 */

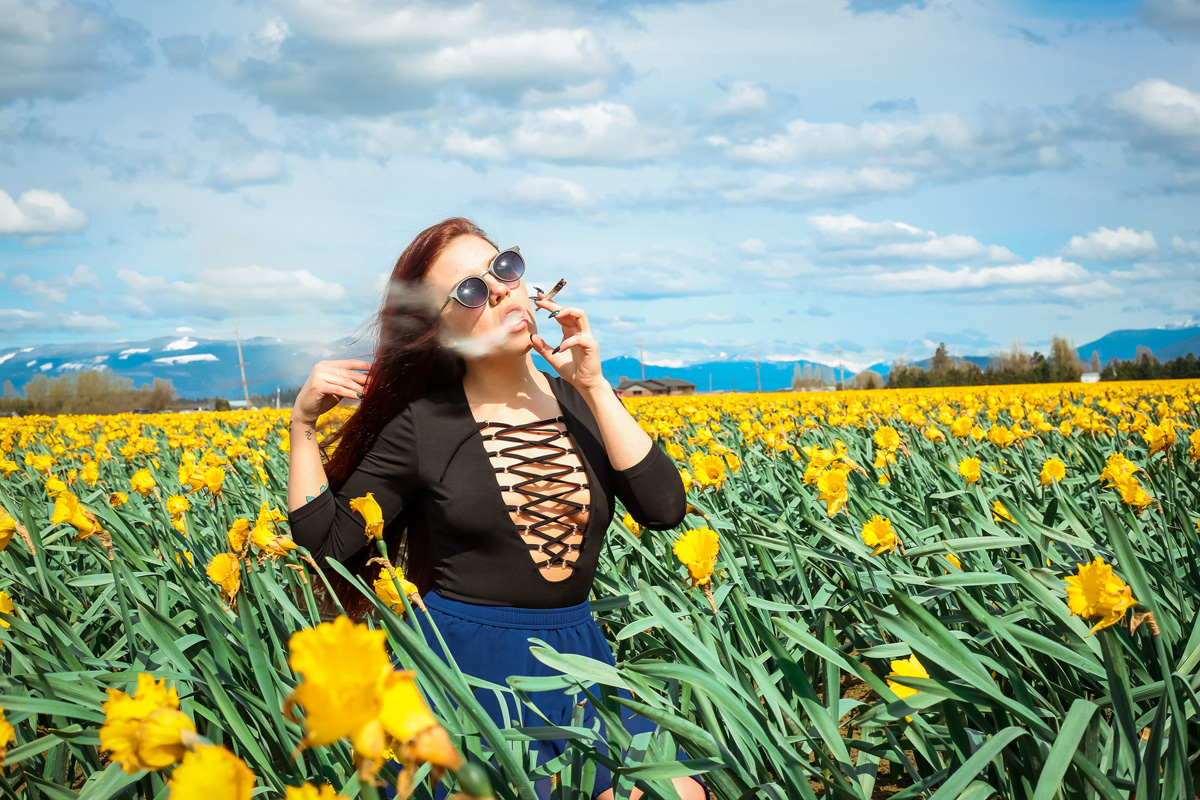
xmin=614 ymin=376 xmax=696 ymax=397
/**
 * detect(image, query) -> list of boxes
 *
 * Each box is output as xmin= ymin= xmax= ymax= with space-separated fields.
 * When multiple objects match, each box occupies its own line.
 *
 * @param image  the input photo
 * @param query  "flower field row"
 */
xmin=0 ymin=379 xmax=1197 ymax=799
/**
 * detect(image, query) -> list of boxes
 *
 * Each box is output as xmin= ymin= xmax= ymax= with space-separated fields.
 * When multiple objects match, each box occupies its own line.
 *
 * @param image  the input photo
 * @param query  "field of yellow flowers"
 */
xmin=0 ymin=379 xmax=1197 ymax=800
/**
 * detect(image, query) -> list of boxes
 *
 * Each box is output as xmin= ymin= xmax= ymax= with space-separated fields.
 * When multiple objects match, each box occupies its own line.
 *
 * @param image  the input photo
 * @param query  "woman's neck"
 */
xmin=462 ymin=351 xmax=548 ymax=406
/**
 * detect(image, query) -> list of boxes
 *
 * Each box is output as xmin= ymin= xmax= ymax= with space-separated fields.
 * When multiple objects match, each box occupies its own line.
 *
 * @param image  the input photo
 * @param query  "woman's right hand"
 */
xmin=291 ymin=359 xmax=374 ymax=425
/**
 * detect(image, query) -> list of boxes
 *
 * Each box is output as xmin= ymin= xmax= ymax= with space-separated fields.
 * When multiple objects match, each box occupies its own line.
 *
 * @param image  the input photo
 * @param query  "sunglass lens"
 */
xmin=457 ymin=276 xmax=489 ymax=307
xmin=493 ymin=251 xmax=524 ymax=281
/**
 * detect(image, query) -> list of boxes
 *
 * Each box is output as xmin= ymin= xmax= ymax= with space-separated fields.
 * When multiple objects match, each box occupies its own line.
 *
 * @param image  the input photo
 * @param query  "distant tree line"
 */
xmin=1 ymin=368 xmax=177 ymax=416
xmin=886 ymin=335 xmax=1086 ymax=389
xmin=1100 ymin=346 xmax=1200 ymax=381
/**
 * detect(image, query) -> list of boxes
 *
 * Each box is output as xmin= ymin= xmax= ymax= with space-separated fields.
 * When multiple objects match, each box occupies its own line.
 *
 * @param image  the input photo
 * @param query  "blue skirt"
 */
xmin=385 ymin=589 xmax=710 ymax=800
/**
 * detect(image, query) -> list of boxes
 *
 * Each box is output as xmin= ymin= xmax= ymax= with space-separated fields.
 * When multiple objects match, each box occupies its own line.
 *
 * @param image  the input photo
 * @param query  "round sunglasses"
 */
xmin=438 ymin=246 xmax=525 ymax=312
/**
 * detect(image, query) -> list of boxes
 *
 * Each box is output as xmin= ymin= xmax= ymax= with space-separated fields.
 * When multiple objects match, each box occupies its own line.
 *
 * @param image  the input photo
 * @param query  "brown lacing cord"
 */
xmin=479 ymin=416 xmax=590 ymax=569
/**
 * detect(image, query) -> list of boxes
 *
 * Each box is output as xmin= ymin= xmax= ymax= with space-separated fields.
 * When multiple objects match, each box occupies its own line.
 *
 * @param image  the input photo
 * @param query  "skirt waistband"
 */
xmin=422 ymin=589 xmax=594 ymax=630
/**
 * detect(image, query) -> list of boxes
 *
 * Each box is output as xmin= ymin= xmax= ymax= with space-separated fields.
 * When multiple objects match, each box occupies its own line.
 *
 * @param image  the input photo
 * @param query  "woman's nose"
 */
xmin=483 ymin=272 xmax=512 ymax=303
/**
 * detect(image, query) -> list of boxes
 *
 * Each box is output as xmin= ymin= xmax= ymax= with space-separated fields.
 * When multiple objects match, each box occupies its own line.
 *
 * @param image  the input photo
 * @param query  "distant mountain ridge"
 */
xmin=1075 ymin=327 xmax=1200 ymax=364
xmin=0 ymin=336 xmax=843 ymax=397
xmin=4 ymin=324 xmax=1199 ymax=399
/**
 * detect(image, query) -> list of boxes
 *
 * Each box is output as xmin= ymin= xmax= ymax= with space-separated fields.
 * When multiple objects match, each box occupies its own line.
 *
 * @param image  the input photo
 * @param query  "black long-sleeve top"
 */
xmin=286 ymin=370 xmax=687 ymax=608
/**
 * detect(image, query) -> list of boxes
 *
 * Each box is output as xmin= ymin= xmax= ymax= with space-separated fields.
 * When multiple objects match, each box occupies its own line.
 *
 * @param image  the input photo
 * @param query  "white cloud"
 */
xmin=509 ymin=176 xmax=595 ymax=210
xmin=8 ymin=264 xmax=102 ymax=303
xmin=809 ymin=214 xmax=926 ymax=243
xmin=705 ymin=80 xmax=773 ymax=117
xmin=1049 ymin=280 xmax=1122 ymax=300
xmin=717 ymin=108 xmax=1076 ymax=178
xmin=0 ymin=0 xmax=150 ymax=106
xmin=1172 ymin=235 xmax=1200 ymax=257
xmin=116 ymin=265 xmax=349 ymax=319
xmin=422 ymin=28 xmax=615 ymax=87
xmin=511 ymin=102 xmax=677 ymax=163
xmin=722 ymin=168 xmax=917 ymax=206
xmin=823 ymin=256 xmax=1090 ymax=294
xmin=0 ymin=307 xmax=44 ymax=331
xmin=63 ymin=264 xmax=103 ymax=292
xmin=1105 ymin=79 xmax=1200 ymax=160
xmin=444 ymin=130 xmax=508 ymax=161
xmin=737 ymin=238 xmax=767 ymax=254
xmin=0 ymin=189 xmax=88 ymax=235
xmin=205 ymin=154 xmax=289 ymax=192
xmin=808 ymin=213 xmax=1020 ymax=262
xmin=1060 ymin=226 xmax=1158 ymax=263
xmin=60 ymin=312 xmax=120 ymax=331
xmin=9 ymin=273 xmax=64 ymax=303
xmin=207 ymin=2 xmax=622 ymax=116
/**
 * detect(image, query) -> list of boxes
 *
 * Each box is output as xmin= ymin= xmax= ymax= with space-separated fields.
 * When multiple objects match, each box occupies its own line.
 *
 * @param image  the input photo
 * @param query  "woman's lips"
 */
xmin=503 ymin=308 xmax=528 ymax=331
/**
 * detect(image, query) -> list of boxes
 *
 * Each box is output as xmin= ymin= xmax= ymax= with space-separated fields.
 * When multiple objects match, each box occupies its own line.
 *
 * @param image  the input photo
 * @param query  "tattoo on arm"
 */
xmin=303 ymin=428 xmax=314 ymax=441
xmin=305 ymin=483 xmax=327 ymax=503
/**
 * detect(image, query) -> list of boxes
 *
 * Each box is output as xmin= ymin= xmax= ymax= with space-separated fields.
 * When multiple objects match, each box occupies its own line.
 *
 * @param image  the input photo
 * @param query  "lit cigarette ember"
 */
xmin=540 ymin=279 xmax=567 ymax=302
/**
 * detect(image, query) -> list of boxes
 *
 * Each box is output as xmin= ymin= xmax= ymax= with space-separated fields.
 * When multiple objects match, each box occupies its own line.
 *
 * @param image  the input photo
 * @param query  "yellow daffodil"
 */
xmin=672 ymin=527 xmax=719 ymax=588
xmin=691 ymin=453 xmax=728 ymax=491
xmin=860 ymin=515 xmax=899 ymax=556
xmin=167 ymin=744 xmax=255 ymax=800
xmin=946 ymin=553 xmax=962 ymax=570
xmin=0 ymin=707 xmax=14 ymax=768
xmin=957 ymin=457 xmax=981 ymax=484
xmin=205 ymin=553 xmax=241 ymax=607
xmin=130 ymin=468 xmax=156 ymax=496
xmin=816 ymin=466 xmax=850 ymax=516
xmin=678 ymin=468 xmax=693 ymax=492
xmin=0 ymin=509 xmax=14 ymax=553
xmin=1065 ymin=557 xmax=1138 ymax=635
xmin=0 ymin=591 xmax=14 ymax=628
xmin=100 ymin=674 xmax=197 ymax=774
xmin=349 ymin=493 xmax=384 ymax=540
xmin=1100 ymin=452 xmax=1138 ymax=487
xmin=373 ymin=567 xmax=423 ymax=617
xmin=621 ymin=511 xmax=641 ymax=538
xmin=283 ymin=616 xmax=461 ymax=784
xmin=992 ymin=501 xmax=1014 ymax=524
xmin=248 ymin=500 xmax=297 ymax=557
xmin=1039 ymin=458 xmax=1066 ymax=486
xmin=49 ymin=492 xmax=101 ymax=540
xmin=228 ymin=518 xmax=251 ymax=552
xmin=887 ymin=654 xmax=930 ymax=701
xmin=873 ymin=426 xmax=900 ymax=450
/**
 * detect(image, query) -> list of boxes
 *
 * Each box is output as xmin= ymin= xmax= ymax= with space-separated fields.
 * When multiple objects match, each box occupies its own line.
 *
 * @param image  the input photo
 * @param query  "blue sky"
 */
xmin=1 ymin=0 xmax=1198 ymax=372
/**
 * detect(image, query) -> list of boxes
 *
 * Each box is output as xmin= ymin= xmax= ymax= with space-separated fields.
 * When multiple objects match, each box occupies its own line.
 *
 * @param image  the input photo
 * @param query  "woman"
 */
xmin=286 ymin=218 xmax=710 ymax=800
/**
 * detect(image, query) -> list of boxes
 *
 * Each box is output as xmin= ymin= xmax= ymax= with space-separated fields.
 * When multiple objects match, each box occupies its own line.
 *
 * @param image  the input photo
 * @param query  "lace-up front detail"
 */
xmin=477 ymin=416 xmax=592 ymax=581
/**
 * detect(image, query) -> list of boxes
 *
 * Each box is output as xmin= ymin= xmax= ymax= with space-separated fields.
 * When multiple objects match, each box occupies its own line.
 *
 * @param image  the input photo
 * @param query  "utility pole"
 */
xmin=639 ymin=338 xmax=645 ymax=380
xmin=835 ymin=346 xmax=845 ymax=390
xmin=753 ymin=343 xmax=762 ymax=393
xmin=275 ymin=386 xmax=280 ymax=410
xmin=234 ymin=322 xmax=250 ymax=407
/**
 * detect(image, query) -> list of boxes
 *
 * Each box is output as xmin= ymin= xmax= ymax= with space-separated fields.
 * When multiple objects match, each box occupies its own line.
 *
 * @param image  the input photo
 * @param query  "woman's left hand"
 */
xmin=529 ymin=291 xmax=606 ymax=392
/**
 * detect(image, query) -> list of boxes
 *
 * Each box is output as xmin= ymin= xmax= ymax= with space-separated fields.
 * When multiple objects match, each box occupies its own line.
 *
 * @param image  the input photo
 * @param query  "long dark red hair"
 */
xmin=314 ymin=217 xmax=495 ymax=619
